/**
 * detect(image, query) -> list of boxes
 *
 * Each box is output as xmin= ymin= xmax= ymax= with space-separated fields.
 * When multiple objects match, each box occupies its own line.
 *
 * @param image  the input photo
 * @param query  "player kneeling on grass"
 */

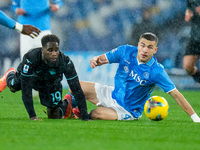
xmin=0 ymin=34 xmax=89 ymax=121
xmin=70 ymin=33 xmax=200 ymax=122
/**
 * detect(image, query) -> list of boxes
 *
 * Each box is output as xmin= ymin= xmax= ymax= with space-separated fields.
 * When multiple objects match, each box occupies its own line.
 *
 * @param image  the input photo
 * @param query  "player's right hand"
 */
xmin=22 ymin=25 xmax=41 ymax=38
xmin=90 ymin=55 xmax=109 ymax=68
xmin=90 ymin=56 xmax=99 ymax=68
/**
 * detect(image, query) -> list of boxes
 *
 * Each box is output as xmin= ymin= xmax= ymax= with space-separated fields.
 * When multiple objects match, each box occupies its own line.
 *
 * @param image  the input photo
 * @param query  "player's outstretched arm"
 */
xmin=0 ymin=10 xmax=40 ymax=38
xmin=90 ymin=54 xmax=109 ymax=68
xmin=169 ymin=89 xmax=200 ymax=122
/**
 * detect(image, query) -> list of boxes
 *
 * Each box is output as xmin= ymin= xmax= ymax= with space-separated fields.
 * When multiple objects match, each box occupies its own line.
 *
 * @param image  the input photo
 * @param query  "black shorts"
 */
xmin=185 ymin=38 xmax=200 ymax=55
xmin=38 ymin=82 xmax=63 ymax=107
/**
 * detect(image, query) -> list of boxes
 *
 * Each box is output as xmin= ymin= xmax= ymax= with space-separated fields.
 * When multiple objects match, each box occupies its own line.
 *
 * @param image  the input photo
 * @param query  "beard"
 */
xmin=46 ymin=59 xmax=59 ymax=68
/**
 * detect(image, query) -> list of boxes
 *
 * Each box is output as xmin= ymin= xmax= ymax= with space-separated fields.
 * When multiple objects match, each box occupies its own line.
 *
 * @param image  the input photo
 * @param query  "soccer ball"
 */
xmin=144 ymin=96 xmax=169 ymax=121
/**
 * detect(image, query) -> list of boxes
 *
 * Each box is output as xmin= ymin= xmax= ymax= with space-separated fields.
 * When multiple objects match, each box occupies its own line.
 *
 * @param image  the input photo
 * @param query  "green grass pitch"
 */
xmin=0 ymin=88 xmax=200 ymax=150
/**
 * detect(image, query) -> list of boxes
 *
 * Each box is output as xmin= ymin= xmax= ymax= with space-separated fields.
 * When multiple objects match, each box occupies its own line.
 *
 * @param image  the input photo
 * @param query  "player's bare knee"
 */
xmin=183 ymin=64 xmax=193 ymax=74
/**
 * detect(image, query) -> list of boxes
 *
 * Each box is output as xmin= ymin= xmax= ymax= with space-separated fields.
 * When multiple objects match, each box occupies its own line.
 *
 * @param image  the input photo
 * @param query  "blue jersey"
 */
xmin=12 ymin=0 xmax=63 ymax=31
xmin=106 ymin=45 xmax=176 ymax=118
xmin=0 ymin=10 xmax=16 ymax=29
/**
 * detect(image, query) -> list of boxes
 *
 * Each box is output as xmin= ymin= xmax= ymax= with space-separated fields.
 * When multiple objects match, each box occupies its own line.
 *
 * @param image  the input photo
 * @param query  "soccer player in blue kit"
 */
xmin=0 ymin=10 xmax=40 ymax=38
xmin=12 ymin=0 xmax=63 ymax=60
xmin=70 ymin=33 xmax=200 ymax=122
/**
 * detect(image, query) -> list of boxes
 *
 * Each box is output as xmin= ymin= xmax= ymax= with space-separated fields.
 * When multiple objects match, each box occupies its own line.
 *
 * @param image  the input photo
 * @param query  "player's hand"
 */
xmin=16 ymin=8 xmax=26 ymax=15
xmin=90 ymin=56 xmax=100 ymax=68
xmin=50 ymin=4 xmax=60 ymax=12
xmin=90 ymin=56 xmax=108 ymax=68
xmin=30 ymin=116 xmax=41 ymax=121
xmin=196 ymin=6 xmax=200 ymax=15
xmin=22 ymin=25 xmax=41 ymax=38
xmin=185 ymin=9 xmax=193 ymax=22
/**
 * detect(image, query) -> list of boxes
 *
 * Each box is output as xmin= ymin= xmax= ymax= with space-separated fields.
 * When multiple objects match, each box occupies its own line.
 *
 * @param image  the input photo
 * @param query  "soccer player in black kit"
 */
xmin=0 ymin=34 xmax=89 ymax=121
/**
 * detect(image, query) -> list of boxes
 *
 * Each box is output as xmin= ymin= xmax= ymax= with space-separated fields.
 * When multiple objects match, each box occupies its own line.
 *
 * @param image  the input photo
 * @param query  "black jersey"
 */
xmin=187 ymin=0 xmax=200 ymax=41
xmin=17 ymin=48 xmax=88 ymax=120
xmin=18 ymin=48 xmax=77 ymax=85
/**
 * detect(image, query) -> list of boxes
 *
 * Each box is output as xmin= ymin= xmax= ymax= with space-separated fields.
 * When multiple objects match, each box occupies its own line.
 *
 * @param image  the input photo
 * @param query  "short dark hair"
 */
xmin=41 ymin=34 xmax=60 ymax=47
xmin=139 ymin=32 xmax=158 ymax=44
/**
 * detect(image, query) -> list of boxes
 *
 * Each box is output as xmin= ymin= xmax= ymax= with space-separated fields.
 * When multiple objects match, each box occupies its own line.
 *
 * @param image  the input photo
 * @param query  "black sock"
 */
xmin=192 ymin=70 xmax=200 ymax=83
xmin=59 ymin=99 xmax=69 ymax=118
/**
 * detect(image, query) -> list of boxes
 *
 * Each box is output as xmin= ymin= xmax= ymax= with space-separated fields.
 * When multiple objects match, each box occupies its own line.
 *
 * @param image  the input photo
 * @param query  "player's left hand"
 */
xmin=22 ymin=25 xmax=41 ymax=38
xmin=50 ymin=4 xmax=60 ymax=12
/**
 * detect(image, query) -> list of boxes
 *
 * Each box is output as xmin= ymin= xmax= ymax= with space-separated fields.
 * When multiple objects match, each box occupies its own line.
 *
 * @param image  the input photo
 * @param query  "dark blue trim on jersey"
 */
xmin=21 ymin=72 xmax=34 ymax=76
xmin=66 ymin=75 xmax=78 ymax=80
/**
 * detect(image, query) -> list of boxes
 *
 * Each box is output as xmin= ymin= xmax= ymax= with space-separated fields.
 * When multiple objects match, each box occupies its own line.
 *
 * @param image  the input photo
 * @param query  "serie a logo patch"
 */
xmin=23 ymin=64 xmax=29 ymax=73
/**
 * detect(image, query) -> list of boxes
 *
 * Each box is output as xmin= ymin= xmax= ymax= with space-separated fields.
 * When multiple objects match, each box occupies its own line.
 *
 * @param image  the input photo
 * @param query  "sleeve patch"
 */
xmin=23 ymin=64 xmax=29 ymax=74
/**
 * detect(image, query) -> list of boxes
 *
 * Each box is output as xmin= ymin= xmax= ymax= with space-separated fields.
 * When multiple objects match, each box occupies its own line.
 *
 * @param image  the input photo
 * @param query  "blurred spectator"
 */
xmin=12 ymin=0 xmax=63 ymax=60
xmin=129 ymin=8 xmax=159 ymax=45
xmin=183 ymin=0 xmax=200 ymax=83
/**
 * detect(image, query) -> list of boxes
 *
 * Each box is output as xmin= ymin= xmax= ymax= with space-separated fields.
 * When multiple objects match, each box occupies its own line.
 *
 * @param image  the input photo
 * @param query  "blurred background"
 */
xmin=0 ymin=0 xmax=200 ymax=90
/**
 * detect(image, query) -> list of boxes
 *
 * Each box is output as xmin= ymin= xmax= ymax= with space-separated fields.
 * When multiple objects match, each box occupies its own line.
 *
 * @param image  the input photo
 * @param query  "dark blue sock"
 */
xmin=68 ymin=92 xmax=78 ymax=108
xmin=88 ymin=109 xmax=95 ymax=119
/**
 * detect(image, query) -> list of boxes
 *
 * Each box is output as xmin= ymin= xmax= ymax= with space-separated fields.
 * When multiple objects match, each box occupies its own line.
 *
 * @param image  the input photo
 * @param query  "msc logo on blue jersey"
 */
xmin=129 ymin=70 xmax=147 ymax=85
xmin=23 ymin=64 xmax=29 ymax=74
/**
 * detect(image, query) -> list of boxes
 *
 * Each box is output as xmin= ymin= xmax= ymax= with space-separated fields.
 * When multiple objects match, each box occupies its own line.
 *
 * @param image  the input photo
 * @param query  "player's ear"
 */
xmin=154 ymin=47 xmax=158 ymax=54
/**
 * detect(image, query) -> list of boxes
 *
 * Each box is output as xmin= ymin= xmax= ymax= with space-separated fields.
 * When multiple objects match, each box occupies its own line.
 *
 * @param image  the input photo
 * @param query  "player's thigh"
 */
xmin=183 ymin=55 xmax=199 ymax=68
xmin=80 ymin=81 xmax=99 ymax=104
xmin=91 ymin=107 xmax=118 ymax=120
